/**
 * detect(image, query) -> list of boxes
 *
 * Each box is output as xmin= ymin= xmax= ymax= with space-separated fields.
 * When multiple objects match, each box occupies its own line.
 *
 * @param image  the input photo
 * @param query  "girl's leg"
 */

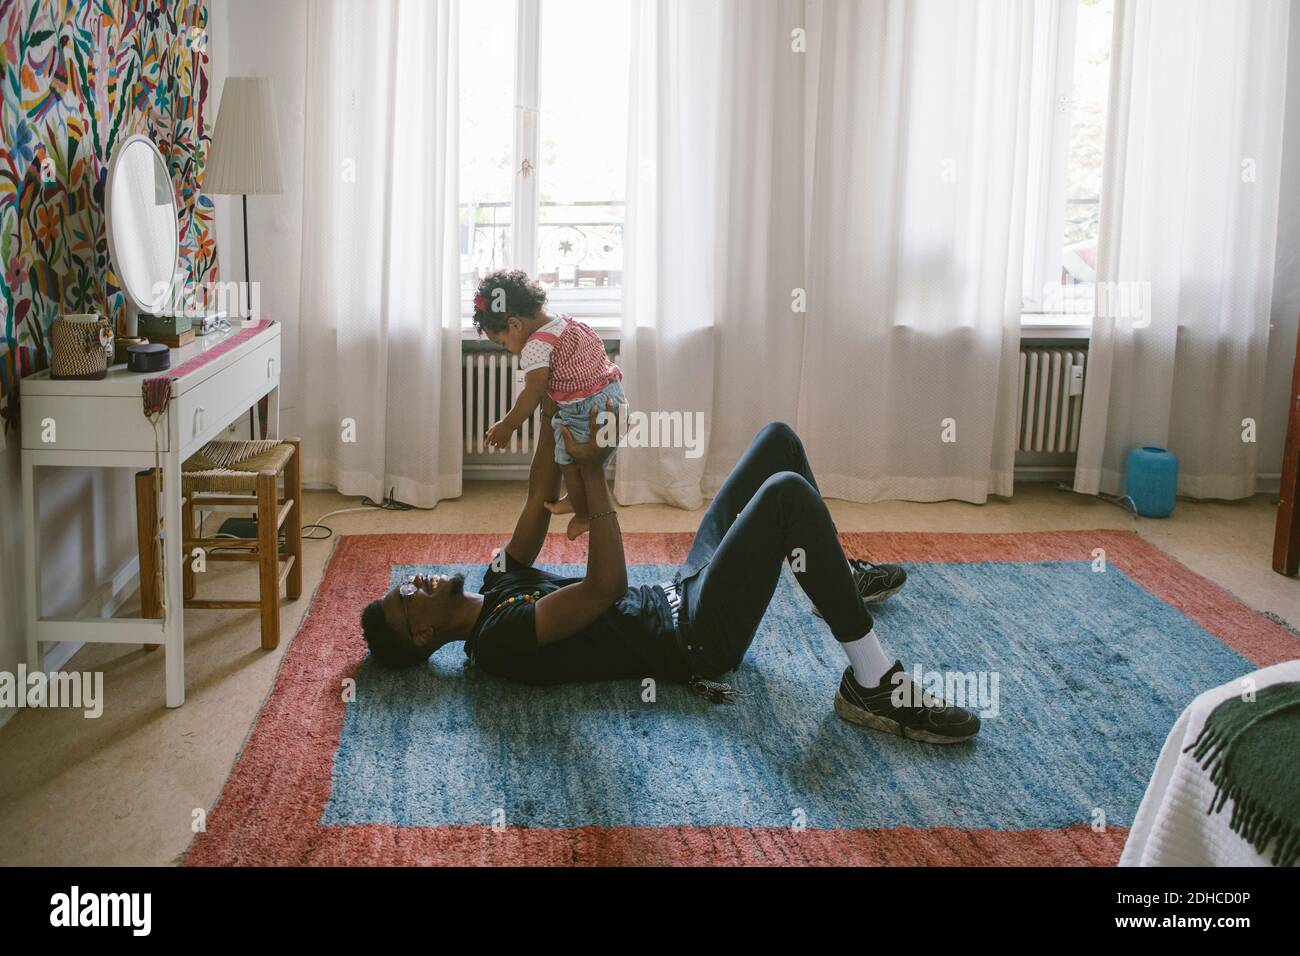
xmin=549 ymin=391 xmax=613 ymax=538
xmin=544 ymin=470 xmax=575 ymax=513
xmin=560 ymin=463 xmax=590 ymax=540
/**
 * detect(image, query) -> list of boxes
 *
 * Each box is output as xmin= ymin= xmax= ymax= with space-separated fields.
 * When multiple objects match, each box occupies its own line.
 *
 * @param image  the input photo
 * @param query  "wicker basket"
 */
xmin=50 ymin=315 xmax=113 ymax=381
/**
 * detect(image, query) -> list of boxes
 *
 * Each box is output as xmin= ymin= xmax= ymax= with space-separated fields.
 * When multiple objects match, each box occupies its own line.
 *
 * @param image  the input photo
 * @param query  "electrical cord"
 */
xmin=1053 ymin=481 xmax=1138 ymax=515
xmin=198 ymin=487 xmax=422 ymax=544
xmin=1053 ymin=481 xmax=1206 ymax=516
xmin=302 ymin=490 xmax=417 ymax=539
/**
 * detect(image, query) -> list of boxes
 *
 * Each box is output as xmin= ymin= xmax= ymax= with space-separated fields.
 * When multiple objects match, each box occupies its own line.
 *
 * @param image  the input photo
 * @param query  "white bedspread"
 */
xmin=1120 ymin=659 xmax=1300 ymax=867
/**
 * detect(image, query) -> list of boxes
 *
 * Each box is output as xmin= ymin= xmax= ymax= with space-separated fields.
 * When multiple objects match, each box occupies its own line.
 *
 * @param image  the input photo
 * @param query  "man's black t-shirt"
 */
xmin=465 ymin=553 xmax=691 ymax=685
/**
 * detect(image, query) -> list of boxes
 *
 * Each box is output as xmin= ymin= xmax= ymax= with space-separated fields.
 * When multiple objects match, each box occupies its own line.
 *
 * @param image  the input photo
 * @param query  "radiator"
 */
xmin=463 ymin=343 xmax=1080 ymax=472
xmin=462 ymin=343 xmax=620 ymax=474
xmin=1016 ymin=347 xmax=1087 ymax=454
xmin=463 ymin=350 xmax=545 ymax=460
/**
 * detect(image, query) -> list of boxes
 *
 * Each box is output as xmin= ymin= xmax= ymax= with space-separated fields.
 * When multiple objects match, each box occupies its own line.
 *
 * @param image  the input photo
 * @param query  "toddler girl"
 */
xmin=476 ymin=270 xmax=624 ymax=539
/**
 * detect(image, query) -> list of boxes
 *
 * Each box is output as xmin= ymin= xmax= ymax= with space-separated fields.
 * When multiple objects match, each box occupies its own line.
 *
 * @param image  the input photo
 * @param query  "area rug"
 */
xmin=184 ymin=530 xmax=1299 ymax=866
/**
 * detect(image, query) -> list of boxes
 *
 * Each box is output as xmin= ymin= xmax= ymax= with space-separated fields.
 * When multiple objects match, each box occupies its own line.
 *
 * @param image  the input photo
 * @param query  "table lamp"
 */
xmin=205 ymin=75 xmax=283 ymax=438
xmin=205 ymin=75 xmax=283 ymax=293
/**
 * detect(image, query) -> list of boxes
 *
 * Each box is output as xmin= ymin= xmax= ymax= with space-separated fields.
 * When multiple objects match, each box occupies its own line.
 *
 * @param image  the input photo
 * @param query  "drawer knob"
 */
xmin=194 ymin=406 xmax=205 ymax=433
xmin=267 ymin=357 xmax=277 ymax=378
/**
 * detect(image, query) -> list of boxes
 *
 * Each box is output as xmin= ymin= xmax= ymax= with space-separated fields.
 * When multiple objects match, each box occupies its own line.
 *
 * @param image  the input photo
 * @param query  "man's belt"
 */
xmin=660 ymin=580 xmax=681 ymax=629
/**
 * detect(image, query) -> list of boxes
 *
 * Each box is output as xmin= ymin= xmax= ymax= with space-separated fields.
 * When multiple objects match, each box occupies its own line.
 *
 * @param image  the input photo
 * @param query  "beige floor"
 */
xmin=1 ymin=481 xmax=1297 ymax=865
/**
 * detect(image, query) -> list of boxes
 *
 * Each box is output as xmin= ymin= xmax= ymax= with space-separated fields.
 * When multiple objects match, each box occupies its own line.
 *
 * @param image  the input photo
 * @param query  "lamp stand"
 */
xmin=241 ymin=192 xmax=258 ymax=441
xmin=241 ymin=193 xmax=251 ymax=287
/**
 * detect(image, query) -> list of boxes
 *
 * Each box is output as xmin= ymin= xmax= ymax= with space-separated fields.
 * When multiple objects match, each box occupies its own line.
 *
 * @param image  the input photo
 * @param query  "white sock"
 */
xmin=841 ymin=629 xmax=893 ymax=688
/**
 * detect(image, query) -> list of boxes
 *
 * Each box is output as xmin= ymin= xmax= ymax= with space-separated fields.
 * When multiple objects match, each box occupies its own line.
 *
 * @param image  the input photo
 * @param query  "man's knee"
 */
xmin=758 ymin=470 xmax=817 ymax=503
xmin=755 ymin=421 xmax=798 ymax=447
xmin=753 ymin=421 xmax=807 ymax=465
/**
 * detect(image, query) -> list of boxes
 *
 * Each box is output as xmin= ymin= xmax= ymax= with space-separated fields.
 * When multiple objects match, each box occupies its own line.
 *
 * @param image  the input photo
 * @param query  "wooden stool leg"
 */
xmin=182 ymin=495 xmax=197 ymax=601
xmin=135 ymin=470 xmax=162 ymax=652
xmin=257 ymin=471 xmax=281 ymax=649
xmin=1274 ymin=448 xmax=1300 ymax=575
xmin=285 ymin=438 xmax=303 ymax=600
xmin=1274 ymin=319 xmax=1300 ymax=576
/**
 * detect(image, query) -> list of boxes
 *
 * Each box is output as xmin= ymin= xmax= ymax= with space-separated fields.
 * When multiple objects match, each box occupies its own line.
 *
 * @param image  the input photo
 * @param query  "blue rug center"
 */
xmin=323 ymin=561 xmax=1249 ymax=830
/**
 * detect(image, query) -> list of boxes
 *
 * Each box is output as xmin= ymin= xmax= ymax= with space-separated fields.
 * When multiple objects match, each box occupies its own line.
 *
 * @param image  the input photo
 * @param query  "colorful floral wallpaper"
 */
xmin=0 ymin=0 xmax=218 ymax=438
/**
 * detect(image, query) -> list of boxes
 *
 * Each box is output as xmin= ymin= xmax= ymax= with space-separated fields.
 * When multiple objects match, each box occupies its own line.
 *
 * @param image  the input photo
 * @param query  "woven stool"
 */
xmin=135 ymin=438 xmax=302 ymax=650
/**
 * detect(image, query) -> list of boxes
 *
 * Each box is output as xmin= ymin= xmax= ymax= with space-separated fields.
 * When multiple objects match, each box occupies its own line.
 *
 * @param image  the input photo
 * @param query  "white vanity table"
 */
xmin=20 ymin=321 xmax=282 ymax=707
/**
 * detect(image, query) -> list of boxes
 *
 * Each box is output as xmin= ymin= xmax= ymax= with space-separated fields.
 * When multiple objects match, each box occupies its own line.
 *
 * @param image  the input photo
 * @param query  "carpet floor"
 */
xmin=184 ymin=530 xmax=1298 ymax=866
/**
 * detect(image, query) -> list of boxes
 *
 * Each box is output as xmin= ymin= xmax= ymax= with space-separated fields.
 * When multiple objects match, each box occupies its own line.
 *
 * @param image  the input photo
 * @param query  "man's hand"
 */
xmin=558 ymin=399 xmax=622 ymax=467
xmin=486 ymin=419 xmax=514 ymax=449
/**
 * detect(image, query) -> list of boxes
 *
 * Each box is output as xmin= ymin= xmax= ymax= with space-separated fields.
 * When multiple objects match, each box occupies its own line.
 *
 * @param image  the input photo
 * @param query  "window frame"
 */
xmin=461 ymin=0 xmax=625 ymax=329
xmin=1022 ymin=0 xmax=1079 ymax=316
xmin=1020 ymin=0 xmax=1097 ymax=333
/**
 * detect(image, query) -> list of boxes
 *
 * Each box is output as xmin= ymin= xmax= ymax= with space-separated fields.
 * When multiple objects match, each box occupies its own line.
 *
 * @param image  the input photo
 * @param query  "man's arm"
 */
xmin=502 ymin=395 xmax=561 ymax=567
xmin=533 ymin=401 xmax=627 ymax=646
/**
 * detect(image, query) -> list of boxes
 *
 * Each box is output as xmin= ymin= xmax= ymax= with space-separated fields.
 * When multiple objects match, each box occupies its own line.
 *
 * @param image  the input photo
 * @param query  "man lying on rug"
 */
xmin=360 ymin=406 xmax=980 ymax=745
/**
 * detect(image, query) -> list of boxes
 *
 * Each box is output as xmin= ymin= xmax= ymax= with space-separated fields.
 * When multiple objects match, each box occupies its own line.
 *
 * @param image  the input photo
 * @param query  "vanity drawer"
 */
xmin=174 ymin=339 xmax=281 ymax=449
xmin=21 ymin=395 xmax=167 ymax=452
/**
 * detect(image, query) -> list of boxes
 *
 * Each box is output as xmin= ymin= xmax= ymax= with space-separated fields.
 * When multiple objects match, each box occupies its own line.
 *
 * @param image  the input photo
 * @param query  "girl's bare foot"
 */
xmin=566 ymin=515 xmax=591 ymax=540
xmin=545 ymin=496 xmax=575 ymax=516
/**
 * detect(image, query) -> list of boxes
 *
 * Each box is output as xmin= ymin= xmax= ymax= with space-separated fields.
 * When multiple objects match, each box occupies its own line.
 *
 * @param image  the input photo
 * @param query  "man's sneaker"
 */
xmin=850 ymin=559 xmax=907 ymax=604
xmin=834 ymin=661 xmax=981 ymax=745
xmin=813 ymin=559 xmax=907 ymax=618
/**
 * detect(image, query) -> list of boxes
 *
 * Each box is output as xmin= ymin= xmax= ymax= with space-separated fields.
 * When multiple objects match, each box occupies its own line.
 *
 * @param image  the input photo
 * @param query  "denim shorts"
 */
xmin=552 ymin=379 xmax=626 ymax=465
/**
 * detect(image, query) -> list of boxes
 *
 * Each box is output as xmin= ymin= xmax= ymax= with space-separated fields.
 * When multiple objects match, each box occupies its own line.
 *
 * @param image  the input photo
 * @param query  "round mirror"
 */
xmin=106 ymin=134 xmax=178 ymax=335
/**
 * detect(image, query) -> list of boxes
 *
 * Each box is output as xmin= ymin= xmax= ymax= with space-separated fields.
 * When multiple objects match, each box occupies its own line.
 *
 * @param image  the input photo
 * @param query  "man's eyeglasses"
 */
xmin=398 ymin=577 xmax=418 ymax=638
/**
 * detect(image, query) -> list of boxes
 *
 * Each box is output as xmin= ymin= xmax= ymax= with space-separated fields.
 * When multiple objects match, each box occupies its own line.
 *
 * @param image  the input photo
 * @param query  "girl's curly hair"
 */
xmin=473 ymin=269 xmax=547 ymax=334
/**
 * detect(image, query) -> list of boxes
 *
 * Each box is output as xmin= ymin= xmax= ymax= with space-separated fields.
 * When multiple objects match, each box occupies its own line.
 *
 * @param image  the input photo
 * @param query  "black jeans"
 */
xmin=675 ymin=422 xmax=874 ymax=677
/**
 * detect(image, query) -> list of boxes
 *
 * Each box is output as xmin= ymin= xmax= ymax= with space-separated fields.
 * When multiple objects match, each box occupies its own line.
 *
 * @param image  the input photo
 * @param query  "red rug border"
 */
xmin=184 ymin=530 xmax=1298 ymax=867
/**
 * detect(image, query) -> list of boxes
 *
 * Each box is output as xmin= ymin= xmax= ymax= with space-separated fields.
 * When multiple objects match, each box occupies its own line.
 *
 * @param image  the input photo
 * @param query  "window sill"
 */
xmin=1020 ymin=313 xmax=1092 ymax=340
xmin=460 ymin=317 xmax=621 ymax=345
xmin=461 ymin=316 xmax=1083 ymax=344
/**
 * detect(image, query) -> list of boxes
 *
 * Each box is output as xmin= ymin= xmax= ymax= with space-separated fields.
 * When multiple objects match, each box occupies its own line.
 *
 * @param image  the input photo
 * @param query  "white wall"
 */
xmin=218 ymin=0 xmax=309 ymax=441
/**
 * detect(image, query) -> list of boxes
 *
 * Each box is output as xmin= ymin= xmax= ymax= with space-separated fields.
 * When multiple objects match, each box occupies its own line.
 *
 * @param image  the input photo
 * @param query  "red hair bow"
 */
xmin=473 ymin=292 xmax=488 ymax=313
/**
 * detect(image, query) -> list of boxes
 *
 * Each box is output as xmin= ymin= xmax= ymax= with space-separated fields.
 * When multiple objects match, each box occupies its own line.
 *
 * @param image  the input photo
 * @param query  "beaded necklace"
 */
xmin=491 ymin=590 xmax=544 ymax=614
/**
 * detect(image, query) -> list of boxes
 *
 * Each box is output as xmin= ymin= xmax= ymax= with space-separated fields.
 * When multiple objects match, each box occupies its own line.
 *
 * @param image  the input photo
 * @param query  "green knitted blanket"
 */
xmin=1184 ymin=681 xmax=1300 ymax=867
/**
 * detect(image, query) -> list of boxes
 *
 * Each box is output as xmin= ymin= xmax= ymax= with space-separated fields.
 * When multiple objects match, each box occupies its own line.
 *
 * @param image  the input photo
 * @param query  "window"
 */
xmin=459 ymin=0 xmax=517 ymax=295
xmin=1022 ymin=0 xmax=1114 ymax=323
xmin=459 ymin=0 xmax=631 ymax=326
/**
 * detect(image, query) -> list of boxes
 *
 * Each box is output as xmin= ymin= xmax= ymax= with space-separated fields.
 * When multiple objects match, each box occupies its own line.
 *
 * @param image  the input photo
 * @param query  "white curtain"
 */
xmin=1074 ymin=0 xmax=1291 ymax=499
xmin=297 ymin=0 xmax=462 ymax=507
xmin=615 ymin=0 xmax=723 ymax=508
xmin=795 ymin=0 xmax=1035 ymax=503
xmin=703 ymin=0 xmax=810 ymax=492
xmin=621 ymin=0 xmax=1030 ymax=507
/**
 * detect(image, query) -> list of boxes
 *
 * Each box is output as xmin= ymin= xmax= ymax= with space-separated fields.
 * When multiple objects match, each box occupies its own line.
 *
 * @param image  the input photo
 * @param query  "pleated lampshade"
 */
xmin=205 ymin=76 xmax=283 ymax=195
